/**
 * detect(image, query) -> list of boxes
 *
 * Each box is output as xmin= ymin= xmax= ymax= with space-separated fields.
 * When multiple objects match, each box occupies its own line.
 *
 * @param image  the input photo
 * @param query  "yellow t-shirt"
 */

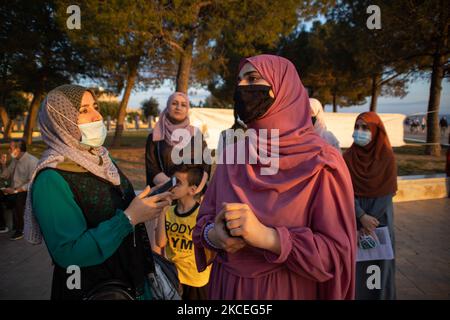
xmin=165 ymin=203 xmax=211 ymax=287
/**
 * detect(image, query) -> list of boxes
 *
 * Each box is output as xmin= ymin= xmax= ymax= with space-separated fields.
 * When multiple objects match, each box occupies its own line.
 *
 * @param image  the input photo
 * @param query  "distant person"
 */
xmin=408 ymin=118 xmax=415 ymax=133
xmin=446 ymin=132 xmax=450 ymax=179
xmin=155 ymin=164 xmax=210 ymax=300
xmin=440 ymin=116 xmax=448 ymax=136
xmin=411 ymin=118 xmax=420 ymax=133
xmin=145 ymin=92 xmax=211 ymax=253
xmin=24 ymin=84 xmax=172 ymax=300
xmin=404 ymin=118 xmax=410 ymax=132
xmin=421 ymin=117 xmax=426 ymax=132
xmin=309 ymin=98 xmax=341 ymax=152
xmin=344 ymin=111 xmax=397 ymax=300
xmin=0 ymin=139 xmax=38 ymax=240
xmin=414 ymin=118 xmax=420 ymax=133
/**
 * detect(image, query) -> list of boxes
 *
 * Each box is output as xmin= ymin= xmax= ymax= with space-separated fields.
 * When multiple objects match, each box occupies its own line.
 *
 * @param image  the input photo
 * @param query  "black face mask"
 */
xmin=233 ymin=85 xmax=275 ymax=124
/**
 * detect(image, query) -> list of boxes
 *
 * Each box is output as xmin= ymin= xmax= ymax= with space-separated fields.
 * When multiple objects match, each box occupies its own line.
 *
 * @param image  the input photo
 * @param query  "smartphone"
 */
xmin=149 ymin=176 xmax=177 ymax=197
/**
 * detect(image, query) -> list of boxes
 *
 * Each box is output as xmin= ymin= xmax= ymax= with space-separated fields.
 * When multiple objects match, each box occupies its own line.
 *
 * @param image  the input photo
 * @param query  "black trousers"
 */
xmin=181 ymin=283 xmax=209 ymax=300
xmin=0 ymin=191 xmax=27 ymax=232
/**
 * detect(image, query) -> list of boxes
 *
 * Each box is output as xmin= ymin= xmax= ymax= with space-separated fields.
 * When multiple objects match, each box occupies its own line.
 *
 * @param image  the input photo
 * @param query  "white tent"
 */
xmin=189 ymin=108 xmax=406 ymax=149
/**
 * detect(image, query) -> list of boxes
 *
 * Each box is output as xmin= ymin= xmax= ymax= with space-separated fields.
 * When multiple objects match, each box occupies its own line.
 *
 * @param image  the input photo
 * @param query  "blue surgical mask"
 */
xmin=78 ymin=120 xmax=107 ymax=147
xmin=353 ymin=130 xmax=372 ymax=146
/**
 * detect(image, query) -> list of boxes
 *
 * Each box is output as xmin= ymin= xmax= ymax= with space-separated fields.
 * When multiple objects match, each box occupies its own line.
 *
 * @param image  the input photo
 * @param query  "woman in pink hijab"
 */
xmin=146 ymin=92 xmax=210 ymax=186
xmin=193 ymin=55 xmax=356 ymax=300
xmin=145 ymin=92 xmax=210 ymax=253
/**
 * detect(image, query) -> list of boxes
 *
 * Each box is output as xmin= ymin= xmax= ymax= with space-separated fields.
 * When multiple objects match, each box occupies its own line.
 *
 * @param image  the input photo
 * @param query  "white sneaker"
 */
xmin=0 ymin=227 xmax=9 ymax=234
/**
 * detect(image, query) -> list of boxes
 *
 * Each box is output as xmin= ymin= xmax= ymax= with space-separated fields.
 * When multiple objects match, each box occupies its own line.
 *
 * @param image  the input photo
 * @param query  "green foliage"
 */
xmin=140 ymin=97 xmax=160 ymax=118
xmin=98 ymin=101 xmax=120 ymax=119
xmin=279 ymin=20 xmax=372 ymax=109
xmin=4 ymin=92 xmax=29 ymax=120
xmin=203 ymin=0 xmax=313 ymax=105
xmin=55 ymin=0 xmax=168 ymax=93
xmin=1 ymin=1 xmax=86 ymax=95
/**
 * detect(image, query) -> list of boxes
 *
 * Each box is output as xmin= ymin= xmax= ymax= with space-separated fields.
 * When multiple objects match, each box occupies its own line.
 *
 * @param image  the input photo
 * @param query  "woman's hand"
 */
xmin=2 ymin=187 xmax=15 ymax=195
xmin=125 ymin=185 xmax=172 ymax=226
xmin=359 ymin=214 xmax=379 ymax=234
xmin=206 ymin=209 xmax=247 ymax=253
xmin=221 ymin=202 xmax=281 ymax=254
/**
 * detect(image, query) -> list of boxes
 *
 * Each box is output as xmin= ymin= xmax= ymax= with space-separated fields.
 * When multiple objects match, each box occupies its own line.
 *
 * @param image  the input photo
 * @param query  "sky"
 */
xmin=124 ymin=78 xmax=450 ymax=117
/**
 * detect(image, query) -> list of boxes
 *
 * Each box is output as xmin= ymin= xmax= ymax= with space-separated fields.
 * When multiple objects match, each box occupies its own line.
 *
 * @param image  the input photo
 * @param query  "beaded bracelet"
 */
xmin=203 ymin=223 xmax=220 ymax=249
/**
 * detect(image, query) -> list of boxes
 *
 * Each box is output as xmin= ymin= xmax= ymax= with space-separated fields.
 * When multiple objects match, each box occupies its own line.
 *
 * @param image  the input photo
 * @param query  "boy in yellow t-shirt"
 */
xmin=155 ymin=164 xmax=211 ymax=300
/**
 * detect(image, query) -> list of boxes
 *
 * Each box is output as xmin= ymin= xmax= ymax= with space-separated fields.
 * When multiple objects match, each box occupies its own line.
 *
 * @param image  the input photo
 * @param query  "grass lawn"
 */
xmin=0 ymin=131 xmax=447 ymax=190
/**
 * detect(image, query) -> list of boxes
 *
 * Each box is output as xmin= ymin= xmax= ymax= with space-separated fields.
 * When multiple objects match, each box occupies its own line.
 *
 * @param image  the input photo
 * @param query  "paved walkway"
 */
xmin=0 ymin=198 xmax=449 ymax=300
xmin=404 ymin=129 xmax=449 ymax=146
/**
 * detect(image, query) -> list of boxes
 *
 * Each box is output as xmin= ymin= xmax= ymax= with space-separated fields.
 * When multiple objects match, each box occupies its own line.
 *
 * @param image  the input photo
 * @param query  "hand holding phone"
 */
xmin=149 ymin=176 xmax=177 ymax=197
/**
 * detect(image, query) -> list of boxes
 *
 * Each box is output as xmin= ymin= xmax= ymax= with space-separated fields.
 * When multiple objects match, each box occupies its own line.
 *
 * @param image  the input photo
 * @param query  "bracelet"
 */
xmin=203 ymin=223 xmax=220 ymax=249
xmin=124 ymin=211 xmax=134 ymax=226
xmin=123 ymin=211 xmax=136 ymax=247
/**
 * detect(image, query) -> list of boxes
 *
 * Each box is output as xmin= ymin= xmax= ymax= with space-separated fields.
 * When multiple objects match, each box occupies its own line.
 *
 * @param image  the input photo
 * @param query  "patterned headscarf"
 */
xmin=24 ymin=84 xmax=120 ymax=244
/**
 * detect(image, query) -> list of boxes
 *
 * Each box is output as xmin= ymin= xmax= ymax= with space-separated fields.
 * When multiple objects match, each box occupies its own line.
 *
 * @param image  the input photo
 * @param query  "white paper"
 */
xmin=356 ymin=226 xmax=394 ymax=262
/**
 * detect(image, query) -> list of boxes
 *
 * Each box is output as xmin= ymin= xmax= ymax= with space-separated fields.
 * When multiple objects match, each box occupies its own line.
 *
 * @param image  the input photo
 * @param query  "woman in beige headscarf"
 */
xmin=309 ymin=98 xmax=341 ymax=152
xmin=24 ymin=84 xmax=172 ymax=300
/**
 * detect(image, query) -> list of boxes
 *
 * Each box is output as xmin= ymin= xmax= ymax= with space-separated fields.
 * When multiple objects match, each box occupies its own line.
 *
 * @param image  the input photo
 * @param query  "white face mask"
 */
xmin=47 ymin=102 xmax=106 ymax=148
xmin=352 ymin=130 xmax=372 ymax=146
xmin=78 ymin=120 xmax=107 ymax=147
xmin=10 ymin=150 xmax=19 ymax=159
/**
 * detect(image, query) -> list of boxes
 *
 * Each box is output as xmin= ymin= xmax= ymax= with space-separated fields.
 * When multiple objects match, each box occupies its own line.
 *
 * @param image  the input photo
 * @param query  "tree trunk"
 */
xmin=175 ymin=37 xmax=194 ymax=94
xmin=23 ymin=90 xmax=44 ymax=145
xmin=425 ymin=1 xmax=447 ymax=156
xmin=5 ymin=119 xmax=14 ymax=138
xmin=369 ymin=74 xmax=381 ymax=112
xmin=332 ymin=93 xmax=337 ymax=113
xmin=112 ymin=57 xmax=140 ymax=147
xmin=0 ymin=105 xmax=11 ymax=139
xmin=425 ymin=53 xmax=445 ymax=156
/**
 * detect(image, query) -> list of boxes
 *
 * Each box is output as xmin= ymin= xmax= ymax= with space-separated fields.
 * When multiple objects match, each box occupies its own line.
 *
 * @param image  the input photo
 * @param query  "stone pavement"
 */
xmin=0 ymin=198 xmax=449 ymax=300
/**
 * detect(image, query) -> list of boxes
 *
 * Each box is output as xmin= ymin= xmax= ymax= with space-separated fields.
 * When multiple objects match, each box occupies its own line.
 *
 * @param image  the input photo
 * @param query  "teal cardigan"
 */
xmin=32 ymin=169 xmax=152 ymax=299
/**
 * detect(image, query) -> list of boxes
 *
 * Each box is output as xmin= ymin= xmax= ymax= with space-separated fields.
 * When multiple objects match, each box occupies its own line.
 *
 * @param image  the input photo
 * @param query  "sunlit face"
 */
xmin=170 ymin=171 xmax=196 ymax=200
xmin=355 ymin=119 xmax=370 ymax=132
xmin=237 ymin=63 xmax=274 ymax=98
xmin=78 ymin=91 xmax=102 ymax=125
xmin=167 ymin=95 xmax=189 ymax=123
xmin=9 ymin=142 xmax=21 ymax=158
